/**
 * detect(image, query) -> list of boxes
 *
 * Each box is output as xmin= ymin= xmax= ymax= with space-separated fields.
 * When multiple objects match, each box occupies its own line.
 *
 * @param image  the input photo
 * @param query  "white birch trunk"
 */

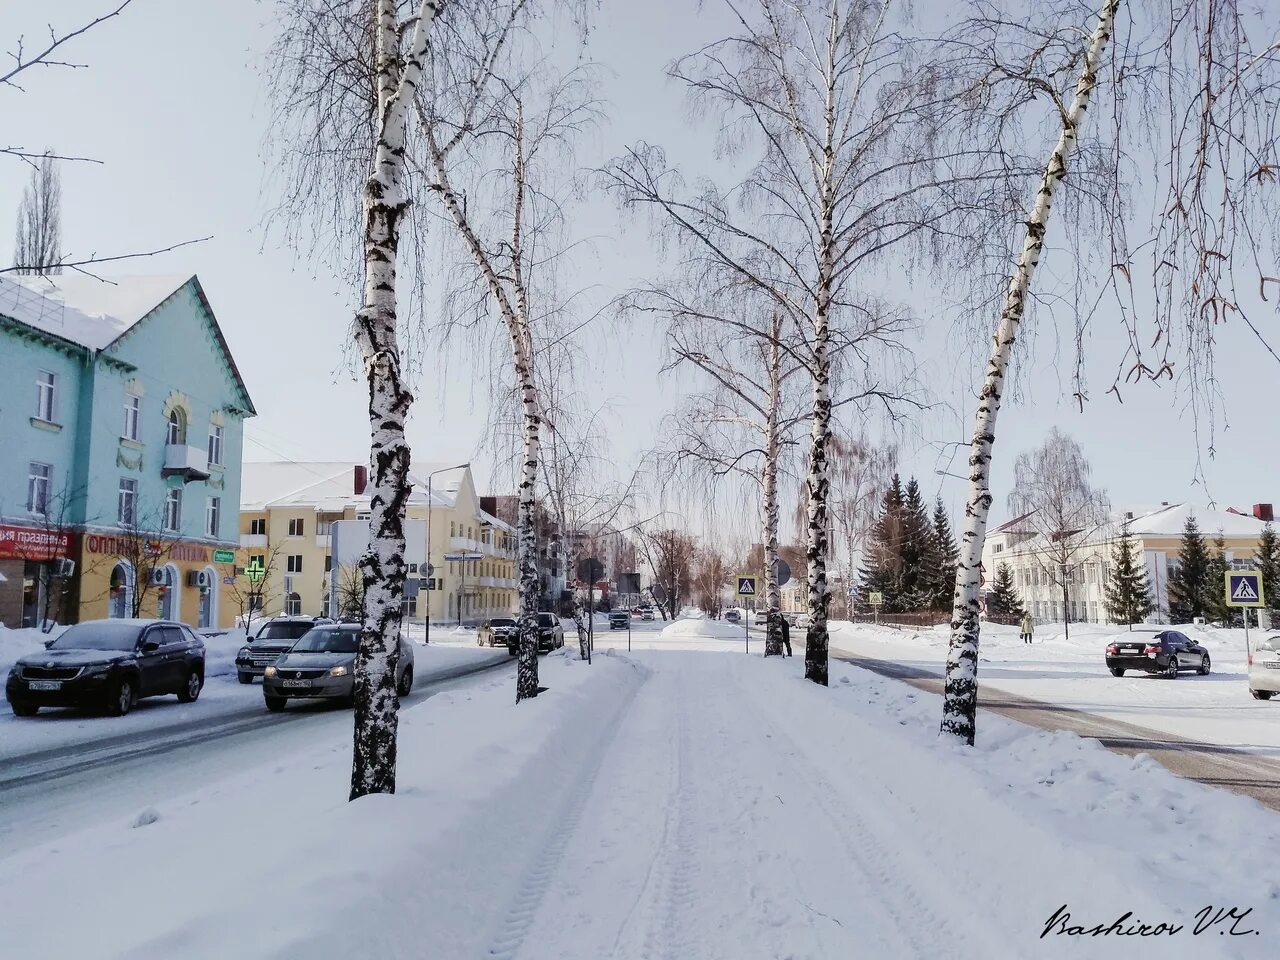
xmin=763 ymin=314 xmax=784 ymax=657
xmin=940 ymin=0 xmax=1120 ymax=744
xmin=426 ymin=108 xmax=543 ymax=699
xmin=350 ymin=0 xmax=442 ymax=799
xmin=804 ymin=15 xmax=838 ymax=686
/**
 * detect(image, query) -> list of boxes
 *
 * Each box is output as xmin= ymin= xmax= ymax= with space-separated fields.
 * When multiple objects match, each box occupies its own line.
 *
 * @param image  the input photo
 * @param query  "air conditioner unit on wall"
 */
xmin=198 ymin=570 xmax=214 ymax=589
xmin=152 ymin=568 xmax=169 ymax=586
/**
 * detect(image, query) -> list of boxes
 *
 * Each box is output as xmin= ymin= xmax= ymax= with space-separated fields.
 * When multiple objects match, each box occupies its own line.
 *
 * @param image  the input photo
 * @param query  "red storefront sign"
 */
xmin=0 ymin=525 xmax=74 ymax=561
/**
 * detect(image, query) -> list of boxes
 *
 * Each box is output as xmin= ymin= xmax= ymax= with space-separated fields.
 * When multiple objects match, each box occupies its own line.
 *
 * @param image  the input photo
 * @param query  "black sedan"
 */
xmin=5 ymin=619 xmax=206 ymax=717
xmin=1105 ymin=629 xmax=1211 ymax=679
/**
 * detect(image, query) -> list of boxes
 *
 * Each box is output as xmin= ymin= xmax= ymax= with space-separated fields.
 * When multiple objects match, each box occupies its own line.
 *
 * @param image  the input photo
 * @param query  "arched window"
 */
xmin=166 ymin=407 xmax=187 ymax=445
xmin=157 ymin=563 xmax=180 ymax=621
xmin=285 ymin=592 xmax=302 ymax=616
xmin=109 ymin=561 xmax=134 ymax=618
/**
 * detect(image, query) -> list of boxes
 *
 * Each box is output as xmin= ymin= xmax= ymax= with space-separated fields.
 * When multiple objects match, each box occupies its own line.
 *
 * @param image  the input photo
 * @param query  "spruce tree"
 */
xmin=931 ymin=497 xmax=959 ymax=610
xmin=898 ymin=478 xmax=935 ymax=610
xmin=987 ymin=563 xmax=1025 ymax=618
xmin=1167 ymin=513 xmax=1211 ymax=622
xmin=857 ymin=475 xmax=904 ymax=611
xmin=1255 ymin=523 xmax=1280 ymax=621
xmin=1103 ymin=520 xmax=1152 ymax=627
xmin=1206 ymin=532 xmax=1233 ymax=625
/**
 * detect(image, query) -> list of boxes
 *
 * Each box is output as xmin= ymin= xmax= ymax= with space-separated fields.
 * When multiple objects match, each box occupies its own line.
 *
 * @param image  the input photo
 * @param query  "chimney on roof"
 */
xmin=1255 ymin=503 xmax=1274 ymax=522
xmin=1124 ymin=511 xmax=1133 ymax=520
xmin=1161 ymin=501 xmax=1169 ymax=507
xmin=354 ymin=465 xmax=368 ymax=496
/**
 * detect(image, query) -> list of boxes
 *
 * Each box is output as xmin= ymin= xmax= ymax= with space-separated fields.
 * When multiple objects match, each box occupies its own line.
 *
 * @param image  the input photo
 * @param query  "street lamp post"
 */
xmin=426 ymin=461 xmax=470 ymax=645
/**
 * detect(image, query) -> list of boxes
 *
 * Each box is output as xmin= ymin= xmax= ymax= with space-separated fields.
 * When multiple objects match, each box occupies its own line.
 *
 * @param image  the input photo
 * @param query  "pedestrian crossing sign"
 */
xmin=1226 ymin=570 xmax=1265 ymax=608
xmin=736 ymin=575 xmax=758 ymax=597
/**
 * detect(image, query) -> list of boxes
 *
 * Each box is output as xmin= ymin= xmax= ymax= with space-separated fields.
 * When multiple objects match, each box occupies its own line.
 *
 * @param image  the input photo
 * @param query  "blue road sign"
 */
xmin=1227 ymin=570 xmax=1265 ymax=607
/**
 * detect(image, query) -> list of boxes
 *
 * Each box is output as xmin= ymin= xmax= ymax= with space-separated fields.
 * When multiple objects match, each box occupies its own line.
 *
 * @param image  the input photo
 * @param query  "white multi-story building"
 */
xmin=982 ymin=502 xmax=1273 ymax=624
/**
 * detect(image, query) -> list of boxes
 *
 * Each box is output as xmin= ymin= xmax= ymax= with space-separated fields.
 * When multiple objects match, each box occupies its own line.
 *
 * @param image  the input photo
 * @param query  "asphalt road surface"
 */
xmin=834 ymin=650 xmax=1280 ymax=812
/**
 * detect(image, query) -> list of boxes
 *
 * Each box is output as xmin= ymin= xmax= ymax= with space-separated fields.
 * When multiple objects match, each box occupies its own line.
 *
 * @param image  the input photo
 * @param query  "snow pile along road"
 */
xmin=1 ymin=644 xmax=1277 ymax=958
xmin=0 ymin=624 xmax=66 ymax=677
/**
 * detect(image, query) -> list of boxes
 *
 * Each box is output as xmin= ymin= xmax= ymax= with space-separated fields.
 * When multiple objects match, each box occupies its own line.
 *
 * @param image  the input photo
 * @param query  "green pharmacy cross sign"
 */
xmin=245 ymin=557 xmax=266 ymax=583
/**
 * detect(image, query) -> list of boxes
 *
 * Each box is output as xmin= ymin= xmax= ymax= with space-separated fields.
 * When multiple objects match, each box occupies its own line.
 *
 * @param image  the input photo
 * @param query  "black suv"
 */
xmin=236 ymin=616 xmax=333 ymax=683
xmin=1106 ymin=630 xmax=1211 ymax=678
xmin=505 ymin=613 xmax=565 ymax=655
xmin=6 ymin=619 xmax=206 ymax=717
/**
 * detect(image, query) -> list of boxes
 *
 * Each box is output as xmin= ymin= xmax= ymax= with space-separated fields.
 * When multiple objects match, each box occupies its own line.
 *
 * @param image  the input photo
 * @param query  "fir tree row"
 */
xmin=856 ymin=475 xmax=959 ymax=613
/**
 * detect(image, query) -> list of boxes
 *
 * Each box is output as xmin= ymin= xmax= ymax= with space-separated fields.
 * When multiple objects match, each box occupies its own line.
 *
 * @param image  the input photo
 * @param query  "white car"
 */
xmin=1249 ymin=634 xmax=1280 ymax=700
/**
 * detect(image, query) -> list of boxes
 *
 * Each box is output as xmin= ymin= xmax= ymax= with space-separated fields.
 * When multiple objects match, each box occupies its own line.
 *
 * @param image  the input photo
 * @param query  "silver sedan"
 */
xmin=262 ymin=624 xmax=415 ymax=711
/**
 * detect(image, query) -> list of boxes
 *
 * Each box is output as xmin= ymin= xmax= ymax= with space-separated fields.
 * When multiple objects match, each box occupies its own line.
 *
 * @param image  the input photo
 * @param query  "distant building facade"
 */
xmin=241 ymin=462 xmax=517 ymax=625
xmin=982 ymin=502 xmax=1274 ymax=624
xmin=0 ymin=274 xmax=254 ymax=630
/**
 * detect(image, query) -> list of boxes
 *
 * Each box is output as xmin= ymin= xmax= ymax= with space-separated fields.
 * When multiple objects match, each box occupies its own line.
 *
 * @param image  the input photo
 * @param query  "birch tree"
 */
xmin=607 ymin=0 xmax=989 ymax=685
xmin=410 ymin=5 xmax=594 ymax=698
xmin=650 ymin=285 xmax=808 ymax=660
xmin=1007 ymin=429 xmax=1110 ymax=638
xmin=341 ymin=0 xmax=445 ymax=798
xmin=940 ymin=0 xmax=1280 ymax=744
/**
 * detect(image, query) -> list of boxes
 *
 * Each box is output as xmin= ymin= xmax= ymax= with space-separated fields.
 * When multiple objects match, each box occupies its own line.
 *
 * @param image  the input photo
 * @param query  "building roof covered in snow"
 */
xmin=240 ymin=461 xmax=470 ymax=512
xmin=0 ymin=272 xmax=255 ymax=415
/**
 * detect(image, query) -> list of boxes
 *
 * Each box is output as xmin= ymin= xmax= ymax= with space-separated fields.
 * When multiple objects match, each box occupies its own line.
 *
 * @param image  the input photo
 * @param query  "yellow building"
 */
xmin=239 ymin=462 xmax=517 ymax=624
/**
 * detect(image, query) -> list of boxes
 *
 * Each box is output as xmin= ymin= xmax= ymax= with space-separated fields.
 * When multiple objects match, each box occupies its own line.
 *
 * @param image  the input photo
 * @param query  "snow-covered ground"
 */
xmin=3 ymin=616 xmax=1277 ymax=958
xmin=831 ymin=619 xmax=1280 ymax=751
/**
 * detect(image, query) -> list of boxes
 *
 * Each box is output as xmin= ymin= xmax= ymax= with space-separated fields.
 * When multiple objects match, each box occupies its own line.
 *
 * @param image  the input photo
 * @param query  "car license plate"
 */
xmin=1121 ymin=647 xmax=1140 ymax=654
xmin=28 ymin=680 xmax=61 ymax=691
xmin=1265 ymin=662 xmax=1280 ymax=670
xmin=282 ymin=679 xmax=312 ymax=688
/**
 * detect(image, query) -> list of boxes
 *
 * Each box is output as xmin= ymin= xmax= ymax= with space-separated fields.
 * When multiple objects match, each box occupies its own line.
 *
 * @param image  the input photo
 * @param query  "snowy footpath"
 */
xmin=2 ymin=632 xmax=1278 ymax=958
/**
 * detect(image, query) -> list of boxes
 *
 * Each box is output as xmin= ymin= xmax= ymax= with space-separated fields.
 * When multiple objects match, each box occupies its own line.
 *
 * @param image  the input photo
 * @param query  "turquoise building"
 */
xmin=0 ymin=274 xmax=255 ymax=629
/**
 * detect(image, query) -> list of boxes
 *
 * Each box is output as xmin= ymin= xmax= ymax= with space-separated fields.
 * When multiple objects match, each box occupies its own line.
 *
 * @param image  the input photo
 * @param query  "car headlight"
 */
xmin=238 ymin=647 xmax=251 ymax=658
xmin=329 ymin=665 xmax=348 ymax=677
xmin=263 ymin=666 xmax=277 ymax=678
xmin=81 ymin=663 xmax=112 ymax=676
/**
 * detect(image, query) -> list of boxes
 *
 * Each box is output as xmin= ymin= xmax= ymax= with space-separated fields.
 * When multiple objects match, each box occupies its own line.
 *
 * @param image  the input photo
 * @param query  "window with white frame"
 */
xmin=27 ymin=462 xmax=51 ymax=514
xmin=206 ymin=496 xmax=221 ymax=537
xmin=287 ymin=554 xmax=303 ymax=573
xmin=122 ymin=394 xmax=140 ymax=441
xmin=118 ymin=478 xmax=137 ymax=526
xmin=207 ymin=423 xmax=224 ymax=466
xmin=285 ymin=592 xmax=302 ymax=616
xmin=164 ymin=488 xmax=182 ymax=531
xmin=288 ymin=518 xmax=304 ymax=537
xmin=249 ymin=517 xmax=266 ymax=536
xmin=166 ymin=408 xmax=186 ymax=445
xmin=35 ymin=371 xmax=56 ymax=422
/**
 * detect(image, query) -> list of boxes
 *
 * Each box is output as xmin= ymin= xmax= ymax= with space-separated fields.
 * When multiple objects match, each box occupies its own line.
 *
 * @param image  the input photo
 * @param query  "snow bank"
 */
xmin=0 ymin=624 xmax=66 ymax=677
xmin=0 ymin=651 xmax=644 ymax=960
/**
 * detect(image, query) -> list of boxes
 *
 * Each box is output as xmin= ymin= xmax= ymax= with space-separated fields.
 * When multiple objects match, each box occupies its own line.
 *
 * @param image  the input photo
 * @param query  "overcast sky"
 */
xmin=4 ymin=0 xmax=1278 ymax=543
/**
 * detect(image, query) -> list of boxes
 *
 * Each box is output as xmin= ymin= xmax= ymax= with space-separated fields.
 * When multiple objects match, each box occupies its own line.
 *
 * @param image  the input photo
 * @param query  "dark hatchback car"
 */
xmin=1105 ymin=629 xmax=1211 ymax=679
xmin=235 ymin=616 xmax=333 ymax=683
xmin=6 ymin=619 xmax=205 ymax=717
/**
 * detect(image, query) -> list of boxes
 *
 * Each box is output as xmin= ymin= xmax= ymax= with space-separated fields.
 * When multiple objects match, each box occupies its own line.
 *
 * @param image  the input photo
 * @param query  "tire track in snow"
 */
xmin=736 ymin=664 xmax=1000 ymax=960
xmin=486 ymin=660 xmax=649 ymax=960
xmin=640 ymin=671 xmax=705 ymax=960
